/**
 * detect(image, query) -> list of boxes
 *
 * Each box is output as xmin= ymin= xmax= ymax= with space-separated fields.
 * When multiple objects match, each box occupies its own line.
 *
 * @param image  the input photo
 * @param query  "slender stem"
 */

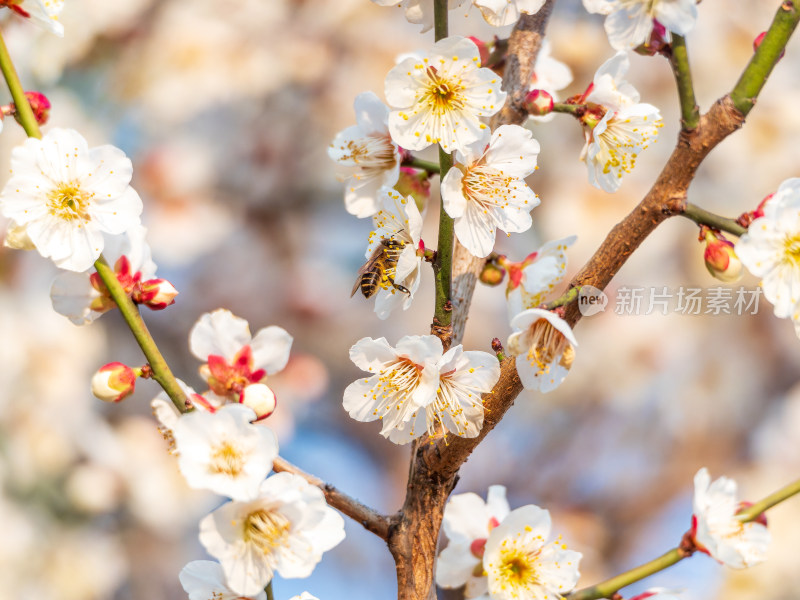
xmin=94 ymin=257 xmax=188 ymax=412
xmin=265 ymin=581 xmax=274 ymax=600
xmin=272 ymin=456 xmax=391 ymax=540
xmin=0 ymin=29 xmax=40 ymax=138
xmin=569 ymin=475 xmax=800 ymax=600
xmin=551 ymin=102 xmax=585 ymax=117
xmin=543 ymin=286 xmax=581 ymax=310
xmin=430 ymin=0 xmax=455 ymax=343
xmin=669 ymin=34 xmax=700 ymax=130
xmin=434 ymin=0 xmax=448 ymax=41
xmin=568 ymin=548 xmax=686 ymax=600
xmin=403 ymin=155 xmax=440 ymax=175
xmin=731 ymin=0 xmax=800 ymax=116
xmin=433 ymin=146 xmax=455 ymax=339
xmin=681 ymin=203 xmax=747 ymax=237
xmin=738 ymin=476 xmax=800 ymax=521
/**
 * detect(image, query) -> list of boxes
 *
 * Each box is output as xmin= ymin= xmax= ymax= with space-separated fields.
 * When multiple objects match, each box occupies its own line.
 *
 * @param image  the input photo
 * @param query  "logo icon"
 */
xmin=578 ymin=285 xmax=608 ymax=316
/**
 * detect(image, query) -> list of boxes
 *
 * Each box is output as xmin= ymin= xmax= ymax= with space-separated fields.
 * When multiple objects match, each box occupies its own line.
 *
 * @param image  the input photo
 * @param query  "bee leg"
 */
xmin=387 ymin=276 xmax=410 ymax=295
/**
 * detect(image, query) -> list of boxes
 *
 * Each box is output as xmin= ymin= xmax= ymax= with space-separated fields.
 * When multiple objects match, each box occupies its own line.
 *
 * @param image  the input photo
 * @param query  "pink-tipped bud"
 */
xmin=91 ymin=362 xmax=137 ymax=402
xmin=480 ymin=260 xmax=506 ymax=286
xmin=523 ymin=89 xmax=553 ymax=116
xmin=395 ymin=167 xmax=431 ymax=214
xmin=240 ymin=383 xmax=277 ymax=421
xmin=468 ymin=36 xmax=490 ymax=66
xmin=754 ymin=32 xmax=785 ymax=61
xmin=135 ymin=278 xmax=178 ymax=310
xmin=4 ymin=91 xmax=52 ymax=127
xmin=635 ymin=20 xmax=669 ymax=56
xmin=704 ymin=230 xmax=743 ymax=283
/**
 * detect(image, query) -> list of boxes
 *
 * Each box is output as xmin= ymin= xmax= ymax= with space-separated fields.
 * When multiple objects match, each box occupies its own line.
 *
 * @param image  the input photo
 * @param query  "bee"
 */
xmin=351 ymin=237 xmax=411 ymax=299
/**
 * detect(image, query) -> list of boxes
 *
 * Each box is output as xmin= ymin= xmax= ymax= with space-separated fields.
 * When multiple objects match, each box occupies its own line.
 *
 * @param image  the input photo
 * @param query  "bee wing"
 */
xmin=351 ymin=246 xmax=383 ymax=297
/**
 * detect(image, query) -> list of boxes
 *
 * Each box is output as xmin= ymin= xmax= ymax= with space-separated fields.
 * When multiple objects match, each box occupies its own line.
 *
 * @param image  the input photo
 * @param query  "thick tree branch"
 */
xmin=272 ymin=456 xmax=391 ymax=540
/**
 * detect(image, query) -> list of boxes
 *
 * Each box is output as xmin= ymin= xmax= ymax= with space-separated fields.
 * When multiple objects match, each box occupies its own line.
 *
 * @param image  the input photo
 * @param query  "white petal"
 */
xmin=484 ymin=125 xmax=540 ymax=179
xmin=442 ymin=167 xmax=468 ymax=219
xmin=189 ymin=309 xmax=252 ymax=361
xmin=250 ymin=326 xmax=293 ymax=374
xmin=354 ymin=91 xmax=390 ymax=134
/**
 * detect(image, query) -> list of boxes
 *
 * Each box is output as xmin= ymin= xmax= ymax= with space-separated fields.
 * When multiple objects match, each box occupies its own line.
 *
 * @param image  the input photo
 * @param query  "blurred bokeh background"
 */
xmin=0 ymin=0 xmax=799 ymax=598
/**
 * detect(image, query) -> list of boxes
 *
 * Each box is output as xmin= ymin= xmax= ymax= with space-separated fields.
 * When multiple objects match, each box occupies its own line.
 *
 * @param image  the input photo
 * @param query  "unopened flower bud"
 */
xmin=240 ymin=383 xmax=277 ymax=421
xmin=635 ymin=20 xmax=668 ymax=56
xmin=91 ymin=362 xmax=138 ymax=402
xmin=754 ymin=32 xmax=785 ymax=61
xmin=394 ymin=167 xmax=430 ymax=213
xmin=523 ymin=89 xmax=553 ymax=116
xmin=480 ymin=260 xmax=506 ymax=286
xmin=4 ymin=91 xmax=52 ymax=127
xmin=703 ymin=230 xmax=743 ymax=283
xmin=135 ymin=278 xmax=178 ymax=310
xmin=468 ymin=36 xmax=490 ymax=66
xmin=470 ymin=538 xmax=488 ymax=559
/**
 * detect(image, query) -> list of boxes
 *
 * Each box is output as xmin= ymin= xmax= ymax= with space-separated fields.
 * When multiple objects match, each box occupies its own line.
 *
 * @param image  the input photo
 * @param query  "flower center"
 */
xmin=524 ymin=320 xmax=572 ymax=375
xmin=592 ymin=112 xmax=662 ymax=177
xmin=495 ymin=546 xmax=539 ymax=595
xmin=208 ymin=440 xmax=245 ymax=477
xmin=783 ymin=234 xmax=800 ymax=265
xmin=423 ymin=66 xmax=465 ymax=116
xmin=47 ymin=181 xmax=93 ymax=222
xmin=348 ymin=133 xmax=396 ymax=170
xmin=462 ymin=164 xmax=515 ymax=212
xmin=426 ymin=369 xmax=484 ymax=438
xmin=242 ymin=508 xmax=291 ymax=555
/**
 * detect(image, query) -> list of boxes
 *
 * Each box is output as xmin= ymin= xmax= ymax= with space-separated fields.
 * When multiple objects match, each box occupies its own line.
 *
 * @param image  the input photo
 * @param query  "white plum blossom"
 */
xmin=199 ymin=471 xmax=345 ymax=596
xmin=364 ymin=187 xmax=424 ymax=319
xmin=328 ymin=91 xmax=400 ymax=218
xmin=344 ymin=335 xmax=499 ymax=444
xmin=442 ymin=124 xmax=540 ymax=258
xmin=580 ymin=52 xmax=662 ymax=193
xmin=372 ymin=0 xmax=543 ymax=30
xmin=436 ymin=485 xmax=510 ymax=597
xmin=421 ymin=344 xmax=501 ymax=440
xmin=736 ymin=179 xmax=800 ymax=327
xmin=529 ymin=41 xmax=574 ymax=123
xmin=173 ymin=404 xmax=279 ymax=501
xmin=583 ymin=0 xmax=698 ymax=51
xmin=151 ymin=379 xmax=222 ymax=451
xmin=385 ymin=36 xmax=506 ymax=154
xmin=179 ymin=560 xmax=267 ymax=600
xmin=343 ymin=335 xmax=442 ymax=444
xmin=508 ymin=308 xmax=577 ymax=392
xmin=505 ymin=236 xmax=577 ymax=322
xmin=8 ymin=0 xmax=65 ymax=36
xmin=483 ymin=504 xmax=582 ymax=600
xmin=189 ymin=309 xmax=292 ymax=402
xmin=0 ymin=128 xmax=143 ymax=272
xmin=691 ymin=468 xmax=770 ymax=569
xmin=50 ymin=225 xmax=156 ymax=325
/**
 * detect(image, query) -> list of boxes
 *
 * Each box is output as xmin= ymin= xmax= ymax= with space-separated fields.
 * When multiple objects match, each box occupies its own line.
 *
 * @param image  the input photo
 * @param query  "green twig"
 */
xmin=431 ymin=0 xmax=455 ymax=343
xmin=568 ymin=475 xmax=800 ymax=600
xmin=551 ymin=102 xmax=585 ymax=117
xmin=0 ymin=29 xmax=40 ymax=139
xmin=94 ymin=257 xmax=188 ymax=412
xmin=403 ymin=155 xmax=440 ymax=175
xmin=265 ymin=581 xmax=275 ymax=600
xmin=669 ymin=34 xmax=700 ymax=130
xmin=543 ymin=286 xmax=581 ymax=310
xmin=731 ymin=0 xmax=800 ymax=116
xmin=681 ymin=203 xmax=747 ymax=237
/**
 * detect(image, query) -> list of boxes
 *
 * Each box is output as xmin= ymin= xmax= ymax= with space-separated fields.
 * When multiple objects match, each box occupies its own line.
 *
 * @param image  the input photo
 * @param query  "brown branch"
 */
xmin=562 ymin=96 xmax=745 ymax=327
xmin=272 ymin=456 xmax=390 ymax=540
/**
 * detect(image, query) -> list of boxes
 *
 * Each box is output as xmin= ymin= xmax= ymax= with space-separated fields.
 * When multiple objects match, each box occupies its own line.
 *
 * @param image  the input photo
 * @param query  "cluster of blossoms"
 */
xmin=146 ymin=310 xmax=343 ymax=597
xmin=436 ymin=485 xmax=583 ymax=599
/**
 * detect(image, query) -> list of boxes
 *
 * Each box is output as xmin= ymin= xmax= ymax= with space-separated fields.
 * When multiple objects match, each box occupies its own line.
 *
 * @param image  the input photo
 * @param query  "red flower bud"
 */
xmin=91 ymin=362 xmax=138 ymax=402
xmin=523 ymin=89 xmax=554 ymax=116
xmin=135 ymin=278 xmax=178 ymax=310
xmin=703 ymin=230 xmax=743 ymax=283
